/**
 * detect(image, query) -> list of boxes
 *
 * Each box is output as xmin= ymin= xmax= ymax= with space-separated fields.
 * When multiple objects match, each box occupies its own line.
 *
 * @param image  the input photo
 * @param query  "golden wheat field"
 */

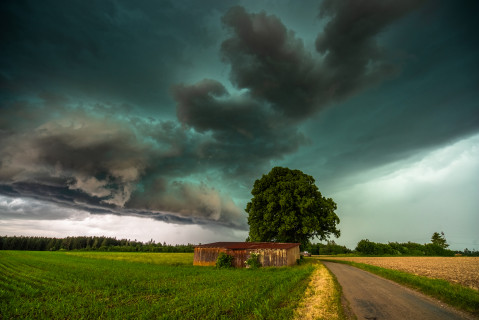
xmin=321 ymin=257 xmax=479 ymax=290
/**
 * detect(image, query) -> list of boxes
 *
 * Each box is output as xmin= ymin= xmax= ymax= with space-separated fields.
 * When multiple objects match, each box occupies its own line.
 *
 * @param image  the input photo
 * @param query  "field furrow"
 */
xmin=0 ymin=262 xmax=61 ymax=291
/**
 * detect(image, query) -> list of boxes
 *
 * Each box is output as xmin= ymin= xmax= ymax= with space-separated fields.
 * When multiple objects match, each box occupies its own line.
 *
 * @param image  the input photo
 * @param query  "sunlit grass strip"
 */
xmin=293 ymin=260 xmax=346 ymax=320
xmin=321 ymin=259 xmax=479 ymax=316
xmin=66 ymin=251 xmax=194 ymax=265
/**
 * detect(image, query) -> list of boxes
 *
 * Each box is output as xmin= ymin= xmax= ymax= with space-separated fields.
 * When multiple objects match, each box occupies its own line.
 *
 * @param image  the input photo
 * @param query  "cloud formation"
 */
xmin=214 ymin=2 xmax=424 ymax=120
xmin=4 ymin=0 xmax=476 ymax=235
xmin=172 ymin=79 xmax=307 ymax=177
xmin=0 ymin=0 xmax=230 ymax=114
xmin=170 ymin=1 xmax=427 ymax=178
xmin=0 ymin=106 xmax=247 ymax=228
xmin=316 ymin=0 xmax=426 ymax=96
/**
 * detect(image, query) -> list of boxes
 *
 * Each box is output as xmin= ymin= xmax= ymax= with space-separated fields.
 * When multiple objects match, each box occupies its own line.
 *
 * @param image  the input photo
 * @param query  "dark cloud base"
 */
xmin=0 ymin=182 xmax=248 ymax=229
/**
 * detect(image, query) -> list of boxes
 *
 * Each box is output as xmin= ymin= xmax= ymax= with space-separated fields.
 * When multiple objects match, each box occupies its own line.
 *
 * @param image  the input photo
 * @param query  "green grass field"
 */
xmin=0 ymin=251 xmax=315 ymax=319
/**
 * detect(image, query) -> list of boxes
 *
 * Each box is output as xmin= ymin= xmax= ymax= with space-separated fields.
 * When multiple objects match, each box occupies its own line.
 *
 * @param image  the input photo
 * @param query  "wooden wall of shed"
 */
xmin=227 ymin=249 xmax=248 ymax=268
xmin=286 ymin=246 xmax=300 ymax=266
xmin=252 ymin=249 xmax=282 ymax=267
xmin=194 ymin=245 xmax=300 ymax=267
xmin=248 ymin=246 xmax=299 ymax=267
xmin=193 ymin=247 xmax=226 ymax=266
xmin=193 ymin=248 xmax=248 ymax=267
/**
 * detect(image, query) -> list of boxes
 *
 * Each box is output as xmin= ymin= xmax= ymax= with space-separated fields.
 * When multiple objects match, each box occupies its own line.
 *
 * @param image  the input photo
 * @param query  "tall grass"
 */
xmin=1 ymin=251 xmax=315 ymax=319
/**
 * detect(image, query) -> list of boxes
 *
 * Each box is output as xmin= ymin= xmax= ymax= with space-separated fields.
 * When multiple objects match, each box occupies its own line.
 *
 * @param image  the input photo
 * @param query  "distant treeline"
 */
xmin=0 ymin=236 xmax=195 ymax=252
xmin=306 ymin=241 xmax=352 ymax=255
xmin=306 ymin=240 xmax=478 ymax=256
xmin=355 ymin=239 xmax=479 ymax=257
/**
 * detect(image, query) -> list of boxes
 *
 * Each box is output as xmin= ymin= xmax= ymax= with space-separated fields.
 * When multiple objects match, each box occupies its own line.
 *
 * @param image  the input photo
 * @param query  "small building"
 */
xmin=193 ymin=242 xmax=300 ymax=268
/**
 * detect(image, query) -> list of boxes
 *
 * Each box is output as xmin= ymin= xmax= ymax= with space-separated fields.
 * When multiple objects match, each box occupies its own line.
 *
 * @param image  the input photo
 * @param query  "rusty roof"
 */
xmin=195 ymin=242 xmax=300 ymax=250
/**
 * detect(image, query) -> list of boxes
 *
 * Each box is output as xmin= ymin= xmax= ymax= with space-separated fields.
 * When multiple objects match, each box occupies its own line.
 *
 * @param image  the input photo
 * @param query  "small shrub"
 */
xmin=245 ymin=253 xmax=261 ymax=269
xmin=216 ymin=252 xmax=234 ymax=268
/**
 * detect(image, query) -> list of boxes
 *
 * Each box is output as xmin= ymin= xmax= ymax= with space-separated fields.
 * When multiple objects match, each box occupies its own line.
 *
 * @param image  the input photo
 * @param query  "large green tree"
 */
xmin=246 ymin=167 xmax=340 ymax=247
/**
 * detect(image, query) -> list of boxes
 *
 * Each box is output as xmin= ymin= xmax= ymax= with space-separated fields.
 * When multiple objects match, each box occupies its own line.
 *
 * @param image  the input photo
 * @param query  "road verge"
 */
xmin=294 ymin=260 xmax=348 ymax=320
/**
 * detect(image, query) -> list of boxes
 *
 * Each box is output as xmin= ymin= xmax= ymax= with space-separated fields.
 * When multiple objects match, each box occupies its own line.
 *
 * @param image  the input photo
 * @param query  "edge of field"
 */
xmin=293 ymin=259 xmax=352 ymax=320
xmin=320 ymin=258 xmax=479 ymax=317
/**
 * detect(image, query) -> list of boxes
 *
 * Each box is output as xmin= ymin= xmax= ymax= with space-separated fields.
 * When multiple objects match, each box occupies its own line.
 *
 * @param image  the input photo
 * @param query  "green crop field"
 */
xmin=0 ymin=251 xmax=315 ymax=319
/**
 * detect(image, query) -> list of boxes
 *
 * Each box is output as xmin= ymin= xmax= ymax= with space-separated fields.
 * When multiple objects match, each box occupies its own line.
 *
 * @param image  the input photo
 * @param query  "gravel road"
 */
xmin=323 ymin=261 xmax=476 ymax=320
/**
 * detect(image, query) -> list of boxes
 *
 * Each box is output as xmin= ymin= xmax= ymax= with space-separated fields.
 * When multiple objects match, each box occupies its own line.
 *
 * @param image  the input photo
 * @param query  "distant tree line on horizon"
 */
xmin=353 ymin=231 xmax=479 ymax=256
xmin=306 ymin=231 xmax=478 ymax=257
xmin=0 ymin=236 xmax=194 ymax=252
xmin=355 ymin=239 xmax=457 ymax=256
xmin=305 ymin=239 xmax=478 ymax=257
xmin=305 ymin=241 xmax=352 ymax=255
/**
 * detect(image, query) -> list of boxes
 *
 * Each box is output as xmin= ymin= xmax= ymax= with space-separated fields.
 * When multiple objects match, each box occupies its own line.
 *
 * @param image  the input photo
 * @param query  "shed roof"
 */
xmin=195 ymin=242 xmax=300 ymax=250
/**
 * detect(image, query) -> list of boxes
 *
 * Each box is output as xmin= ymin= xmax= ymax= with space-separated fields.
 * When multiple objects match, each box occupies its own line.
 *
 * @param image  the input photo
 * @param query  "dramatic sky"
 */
xmin=1 ymin=0 xmax=478 ymax=250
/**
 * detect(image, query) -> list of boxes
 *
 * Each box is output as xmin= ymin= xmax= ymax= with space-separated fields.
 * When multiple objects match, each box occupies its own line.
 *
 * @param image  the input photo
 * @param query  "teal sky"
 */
xmin=1 ymin=0 xmax=478 ymax=250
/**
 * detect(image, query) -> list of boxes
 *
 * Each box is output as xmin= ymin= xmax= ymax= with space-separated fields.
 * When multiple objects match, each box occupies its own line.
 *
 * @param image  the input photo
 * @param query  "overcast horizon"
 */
xmin=1 ymin=0 xmax=478 ymax=250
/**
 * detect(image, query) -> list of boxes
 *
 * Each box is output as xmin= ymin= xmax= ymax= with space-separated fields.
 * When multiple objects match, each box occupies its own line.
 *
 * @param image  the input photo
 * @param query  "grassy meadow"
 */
xmin=0 ymin=251 xmax=316 ymax=319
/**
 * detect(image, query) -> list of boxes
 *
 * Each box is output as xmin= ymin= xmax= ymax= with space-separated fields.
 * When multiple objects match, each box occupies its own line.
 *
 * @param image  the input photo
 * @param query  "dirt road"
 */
xmin=323 ymin=261 xmax=476 ymax=320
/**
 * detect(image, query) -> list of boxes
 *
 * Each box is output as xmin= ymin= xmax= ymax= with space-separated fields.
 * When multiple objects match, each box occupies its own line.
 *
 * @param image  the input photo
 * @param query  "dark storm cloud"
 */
xmin=4 ymin=0 xmax=475 ymax=232
xmin=0 ymin=0 xmax=229 ymax=114
xmin=168 ymin=2 xmax=431 ymax=181
xmin=296 ymin=0 xmax=479 ymax=185
xmin=172 ymin=79 xmax=307 ymax=176
xmin=169 ymin=2 xmax=426 ymax=178
xmin=0 ymin=182 xmax=115 ymax=217
xmin=220 ymin=6 xmax=319 ymax=118
xmin=315 ymin=0 xmax=425 ymax=97
xmin=0 ymin=108 xmax=148 ymax=206
xmin=212 ymin=2 xmax=424 ymax=120
xmin=0 ymin=183 xmax=228 ymax=227
xmin=0 ymin=104 xmax=248 ymax=228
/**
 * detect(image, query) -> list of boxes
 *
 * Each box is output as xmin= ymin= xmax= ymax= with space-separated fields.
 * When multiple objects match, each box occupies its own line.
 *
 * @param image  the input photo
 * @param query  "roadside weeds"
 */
xmin=293 ymin=260 xmax=347 ymax=320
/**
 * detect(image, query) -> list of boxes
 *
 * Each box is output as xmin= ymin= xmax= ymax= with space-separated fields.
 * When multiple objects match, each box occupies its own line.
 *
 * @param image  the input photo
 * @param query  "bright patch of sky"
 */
xmin=332 ymin=134 xmax=479 ymax=250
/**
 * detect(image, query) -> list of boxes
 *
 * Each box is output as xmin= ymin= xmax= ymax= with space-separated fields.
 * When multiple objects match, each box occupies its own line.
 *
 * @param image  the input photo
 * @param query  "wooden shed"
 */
xmin=193 ymin=242 xmax=300 ymax=268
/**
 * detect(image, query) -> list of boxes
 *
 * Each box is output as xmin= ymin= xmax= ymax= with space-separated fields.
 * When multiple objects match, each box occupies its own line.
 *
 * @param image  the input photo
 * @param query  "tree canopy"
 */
xmin=245 ymin=167 xmax=340 ymax=247
xmin=431 ymin=231 xmax=449 ymax=249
